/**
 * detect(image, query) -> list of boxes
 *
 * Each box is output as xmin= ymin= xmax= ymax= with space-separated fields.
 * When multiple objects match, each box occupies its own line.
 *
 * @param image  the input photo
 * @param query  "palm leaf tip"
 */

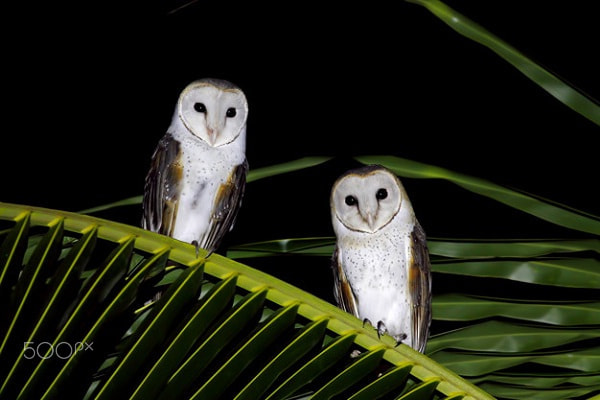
xmin=406 ymin=0 xmax=600 ymax=126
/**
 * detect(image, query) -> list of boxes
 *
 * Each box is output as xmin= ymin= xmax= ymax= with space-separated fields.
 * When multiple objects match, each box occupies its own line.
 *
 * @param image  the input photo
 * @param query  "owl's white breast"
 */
xmin=335 ymin=206 xmax=416 ymax=343
xmin=169 ymin=125 xmax=246 ymax=243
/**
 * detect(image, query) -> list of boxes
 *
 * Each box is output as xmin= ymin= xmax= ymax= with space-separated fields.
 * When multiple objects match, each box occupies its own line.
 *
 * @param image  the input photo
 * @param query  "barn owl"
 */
xmin=330 ymin=165 xmax=431 ymax=352
xmin=142 ymin=78 xmax=248 ymax=256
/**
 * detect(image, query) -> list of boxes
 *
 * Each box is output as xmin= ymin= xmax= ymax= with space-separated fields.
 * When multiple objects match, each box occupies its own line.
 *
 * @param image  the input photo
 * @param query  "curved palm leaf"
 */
xmin=0 ymin=202 xmax=492 ymax=400
xmin=406 ymin=0 xmax=600 ymax=126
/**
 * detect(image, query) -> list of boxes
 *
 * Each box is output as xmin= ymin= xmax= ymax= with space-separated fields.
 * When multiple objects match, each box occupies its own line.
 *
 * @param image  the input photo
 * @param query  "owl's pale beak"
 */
xmin=206 ymin=127 xmax=217 ymax=146
xmin=362 ymin=211 xmax=376 ymax=232
xmin=367 ymin=214 xmax=376 ymax=231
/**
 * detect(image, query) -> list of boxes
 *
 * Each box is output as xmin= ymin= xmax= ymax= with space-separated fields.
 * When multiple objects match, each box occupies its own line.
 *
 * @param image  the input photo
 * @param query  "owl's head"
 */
xmin=331 ymin=165 xmax=408 ymax=233
xmin=177 ymin=78 xmax=248 ymax=147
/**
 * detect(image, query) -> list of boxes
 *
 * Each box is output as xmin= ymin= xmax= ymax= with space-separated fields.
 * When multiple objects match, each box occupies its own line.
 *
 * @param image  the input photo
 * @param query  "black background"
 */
xmin=2 ymin=1 xmax=599 ymax=295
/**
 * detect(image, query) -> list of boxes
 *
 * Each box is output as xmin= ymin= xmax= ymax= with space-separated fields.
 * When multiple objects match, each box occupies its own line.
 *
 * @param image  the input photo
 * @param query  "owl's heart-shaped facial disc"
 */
xmin=331 ymin=166 xmax=403 ymax=233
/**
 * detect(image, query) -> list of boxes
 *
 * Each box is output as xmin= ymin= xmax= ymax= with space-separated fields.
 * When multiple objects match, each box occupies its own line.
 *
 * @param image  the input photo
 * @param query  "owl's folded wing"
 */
xmin=142 ymin=133 xmax=183 ymax=237
xmin=409 ymin=220 xmax=432 ymax=353
xmin=331 ymin=246 xmax=359 ymax=318
xmin=201 ymin=159 xmax=248 ymax=254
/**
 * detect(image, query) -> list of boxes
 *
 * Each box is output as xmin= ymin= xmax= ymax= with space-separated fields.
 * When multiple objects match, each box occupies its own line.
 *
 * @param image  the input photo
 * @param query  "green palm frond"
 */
xmin=407 ymin=0 xmax=600 ymax=126
xmin=0 ymin=203 xmax=492 ymax=400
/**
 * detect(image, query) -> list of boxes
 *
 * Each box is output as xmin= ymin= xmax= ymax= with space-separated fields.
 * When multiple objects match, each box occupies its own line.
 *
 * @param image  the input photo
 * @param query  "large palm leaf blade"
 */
xmin=0 ymin=203 xmax=491 ymax=400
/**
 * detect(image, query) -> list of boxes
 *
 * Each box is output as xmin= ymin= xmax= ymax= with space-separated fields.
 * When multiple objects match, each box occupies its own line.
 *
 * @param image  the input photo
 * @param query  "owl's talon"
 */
xmin=394 ymin=333 xmax=408 ymax=347
xmin=376 ymin=321 xmax=388 ymax=339
xmin=191 ymin=240 xmax=200 ymax=258
xmin=362 ymin=318 xmax=373 ymax=329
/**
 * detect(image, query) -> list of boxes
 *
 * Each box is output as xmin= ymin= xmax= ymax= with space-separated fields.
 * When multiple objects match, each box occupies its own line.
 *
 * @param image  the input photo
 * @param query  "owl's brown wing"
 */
xmin=142 ymin=133 xmax=183 ymax=236
xmin=200 ymin=160 xmax=248 ymax=254
xmin=409 ymin=220 xmax=432 ymax=353
xmin=331 ymin=245 xmax=359 ymax=317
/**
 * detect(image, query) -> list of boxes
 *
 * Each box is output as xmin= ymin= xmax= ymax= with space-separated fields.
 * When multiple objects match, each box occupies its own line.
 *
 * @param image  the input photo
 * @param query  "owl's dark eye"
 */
xmin=226 ymin=107 xmax=237 ymax=118
xmin=345 ymin=195 xmax=358 ymax=206
xmin=376 ymin=188 xmax=388 ymax=200
xmin=193 ymin=102 xmax=206 ymax=113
